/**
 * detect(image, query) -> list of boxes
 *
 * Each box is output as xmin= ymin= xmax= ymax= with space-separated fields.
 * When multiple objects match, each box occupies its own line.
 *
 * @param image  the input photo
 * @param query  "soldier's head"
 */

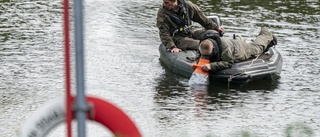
xmin=163 ymin=0 xmax=178 ymax=10
xmin=199 ymin=39 xmax=215 ymax=56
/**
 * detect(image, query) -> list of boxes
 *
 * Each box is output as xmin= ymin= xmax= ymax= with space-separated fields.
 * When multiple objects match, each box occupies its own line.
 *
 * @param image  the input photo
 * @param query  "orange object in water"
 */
xmin=194 ymin=58 xmax=210 ymax=75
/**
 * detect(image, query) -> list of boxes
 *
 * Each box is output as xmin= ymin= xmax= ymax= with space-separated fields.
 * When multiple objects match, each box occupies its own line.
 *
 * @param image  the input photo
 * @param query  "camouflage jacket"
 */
xmin=195 ymin=27 xmax=273 ymax=72
xmin=156 ymin=0 xmax=218 ymax=49
xmin=196 ymin=37 xmax=265 ymax=72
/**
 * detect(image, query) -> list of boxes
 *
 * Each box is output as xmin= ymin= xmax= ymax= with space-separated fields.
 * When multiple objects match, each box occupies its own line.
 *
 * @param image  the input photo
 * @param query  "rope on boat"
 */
xmin=227 ymin=54 xmax=261 ymax=90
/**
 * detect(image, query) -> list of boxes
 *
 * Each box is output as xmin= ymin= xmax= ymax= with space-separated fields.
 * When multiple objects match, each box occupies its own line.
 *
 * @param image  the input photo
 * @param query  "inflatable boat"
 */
xmin=159 ymin=43 xmax=283 ymax=84
xmin=158 ymin=16 xmax=283 ymax=84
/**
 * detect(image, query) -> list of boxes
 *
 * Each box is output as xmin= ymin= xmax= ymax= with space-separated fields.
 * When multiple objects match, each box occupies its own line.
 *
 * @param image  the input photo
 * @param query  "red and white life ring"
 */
xmin=19 ymin=96 xmax=141 ymax=137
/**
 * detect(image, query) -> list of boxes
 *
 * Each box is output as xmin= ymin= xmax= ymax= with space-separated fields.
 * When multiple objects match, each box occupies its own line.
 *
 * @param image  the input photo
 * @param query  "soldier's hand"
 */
xmin=191 ymin=63 xmax=197 ymax=70
xmin=202 ymin=64 xmax=211 ymax=71
xmin=218 ymin=26 xmax=225 ymax=32
xmin=171 ymin=47 xmax=182 ymax=53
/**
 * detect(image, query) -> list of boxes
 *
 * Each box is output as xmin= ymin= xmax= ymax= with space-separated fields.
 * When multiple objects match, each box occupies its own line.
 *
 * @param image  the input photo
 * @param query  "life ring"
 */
xmin=19 ymin=96 xmax=141 ymax=137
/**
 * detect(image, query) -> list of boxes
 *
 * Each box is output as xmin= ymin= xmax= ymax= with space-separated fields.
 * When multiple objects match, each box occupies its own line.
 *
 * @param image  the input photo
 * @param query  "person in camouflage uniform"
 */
xmin=156 ymin=0 xmax=224 ymax=53
xmin=194 ymin=27 xmax=277 ymax=72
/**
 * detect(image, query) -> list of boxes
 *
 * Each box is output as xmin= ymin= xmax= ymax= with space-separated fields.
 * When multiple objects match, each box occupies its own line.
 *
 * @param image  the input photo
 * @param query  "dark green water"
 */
xmin=1 ymin=0 xmax=319 ymax=136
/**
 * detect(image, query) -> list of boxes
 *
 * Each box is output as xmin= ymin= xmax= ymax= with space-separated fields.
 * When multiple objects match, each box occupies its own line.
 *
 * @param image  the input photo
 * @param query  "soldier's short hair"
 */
xmin=199 ymin=39 xmax=214 ymax=56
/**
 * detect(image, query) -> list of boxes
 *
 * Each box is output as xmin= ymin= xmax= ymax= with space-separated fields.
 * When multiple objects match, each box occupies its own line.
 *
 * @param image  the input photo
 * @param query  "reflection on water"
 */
xmin=155 ymin=66 xmax=280 ymax=112
xmin=154 ymin=66 xmax=285 ymax=136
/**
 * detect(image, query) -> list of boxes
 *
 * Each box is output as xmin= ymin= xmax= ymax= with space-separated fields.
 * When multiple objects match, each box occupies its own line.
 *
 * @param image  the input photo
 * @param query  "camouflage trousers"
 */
xmin=231 ymin=27 xmax=274 ymax=61
xmin=174 ymin=29 xmax=218 ymax=50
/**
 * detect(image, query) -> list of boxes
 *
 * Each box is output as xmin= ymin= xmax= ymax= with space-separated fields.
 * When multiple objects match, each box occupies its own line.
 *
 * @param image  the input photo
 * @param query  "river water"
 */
xmin=1 ymin=0 xmax=319 ymax=137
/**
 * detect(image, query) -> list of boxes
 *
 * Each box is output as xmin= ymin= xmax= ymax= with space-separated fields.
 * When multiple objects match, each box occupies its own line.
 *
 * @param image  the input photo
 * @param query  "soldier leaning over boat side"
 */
xmin=193 ymin=27 xmax=277 ymax=72
xmin=156 ymin=0 xmax=224 ymax=53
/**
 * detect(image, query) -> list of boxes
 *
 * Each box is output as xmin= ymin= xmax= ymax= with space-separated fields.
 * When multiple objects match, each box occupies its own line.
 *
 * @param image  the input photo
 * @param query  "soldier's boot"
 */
xmin=264 ymin=34 xmax=277 ymax=52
